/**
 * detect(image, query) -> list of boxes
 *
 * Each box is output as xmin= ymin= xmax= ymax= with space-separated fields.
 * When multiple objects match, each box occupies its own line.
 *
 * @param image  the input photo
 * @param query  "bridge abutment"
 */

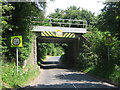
xmin=63 ymin=34 xmax=83 ymax=68
xmin=32 ymin=33 xmax=85 ymax=69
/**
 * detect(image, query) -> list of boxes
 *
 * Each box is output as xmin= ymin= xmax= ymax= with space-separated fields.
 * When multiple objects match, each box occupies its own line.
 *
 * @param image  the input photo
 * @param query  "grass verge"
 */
xmin=1 ymin=60 xmax=40 ymax=89
xmin=83 ymin=65 xmax=120 ymax=87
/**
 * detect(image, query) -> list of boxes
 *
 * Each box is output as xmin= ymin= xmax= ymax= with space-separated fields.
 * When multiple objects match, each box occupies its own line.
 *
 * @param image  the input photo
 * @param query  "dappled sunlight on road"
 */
xmin=17 ymin=56 xmax=118 ymax=89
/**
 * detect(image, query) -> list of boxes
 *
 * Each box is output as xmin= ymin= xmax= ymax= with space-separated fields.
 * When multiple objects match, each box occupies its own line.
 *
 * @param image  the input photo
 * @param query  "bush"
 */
xmin=77 ymin=44 xmax=98 ymax=70
xmin=77 ymin=31 xmax=106 ymax=70
xmin=78 ymin=31 xmax=120 ymax=85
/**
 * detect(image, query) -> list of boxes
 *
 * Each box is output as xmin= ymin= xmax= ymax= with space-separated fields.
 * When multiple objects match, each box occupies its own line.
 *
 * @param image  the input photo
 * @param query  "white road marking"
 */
xmin=61 ymin=72 xmax=78 ymax=90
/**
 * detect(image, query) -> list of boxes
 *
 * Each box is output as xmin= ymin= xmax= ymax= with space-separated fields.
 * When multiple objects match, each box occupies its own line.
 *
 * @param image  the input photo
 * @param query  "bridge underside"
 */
xmin=37 ymin=36 xmax=75 ymax=43
xmin=32 ymin=18 xmax=87 ymax=67
xmin=36 ymin=35 xmax=84 ymax=67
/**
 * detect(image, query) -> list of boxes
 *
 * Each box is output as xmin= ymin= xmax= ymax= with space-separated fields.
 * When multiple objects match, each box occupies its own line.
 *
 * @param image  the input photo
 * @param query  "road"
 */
xmin=19 ymin=56 xmax=118 ymax=90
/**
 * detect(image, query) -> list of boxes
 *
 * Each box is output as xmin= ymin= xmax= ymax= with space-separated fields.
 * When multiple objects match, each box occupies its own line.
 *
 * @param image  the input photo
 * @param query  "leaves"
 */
xmin=48 ymin=6 xmax=97 ymax=31
xmin=97 ymin=2 xmax=120 ymax=37
xmin=2 ymin=2 xmax=45 ymax=62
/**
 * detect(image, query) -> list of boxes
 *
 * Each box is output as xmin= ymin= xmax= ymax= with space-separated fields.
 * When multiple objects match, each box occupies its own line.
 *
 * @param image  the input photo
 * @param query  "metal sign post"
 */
xmin=11 ymin=36 xmax=22 ymax=74
xmin=107 ymin=45 xmax=110 ymax=63
xmin=16 ymin=47 xmax=19 ymax=73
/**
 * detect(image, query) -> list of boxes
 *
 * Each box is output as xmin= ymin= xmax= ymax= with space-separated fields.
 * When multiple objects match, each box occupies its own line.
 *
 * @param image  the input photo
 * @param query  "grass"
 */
xmin=109 ymin=65 xmax=120 ymax=84
xmin=84 ymin=66 xmax=95 ymax=73
xmin=83 ymin=65 xmax=120 ymax=86
xmin=1 ymin=60 xmax=40 ymax=89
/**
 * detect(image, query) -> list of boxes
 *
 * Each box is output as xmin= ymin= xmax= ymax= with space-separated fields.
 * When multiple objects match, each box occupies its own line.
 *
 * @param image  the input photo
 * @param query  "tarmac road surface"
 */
xmin=18 ymin=56 xmax=119 ymax=90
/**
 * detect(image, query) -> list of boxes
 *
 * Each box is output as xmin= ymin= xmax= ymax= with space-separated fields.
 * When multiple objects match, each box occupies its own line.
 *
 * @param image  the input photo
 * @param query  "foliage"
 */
xmin=77 ymin=44 xmax=98 ymax=70
xmin=1 ymin=2 xmax=14 ymax=56
xmin=1 ymin=3 xmax=45 ymax=88
xmin=38 ymin=43 xmax=48 ymax=60
xmin=1 ymin=2 xmax=14 ymax=89
xmin=97 ymin=2 xmax=120 ymax=38
xmin=2 ymin=2 xmax=45 ymax=63
xmin=77 ymin=31 xmax=104 ymax=70
xmin=78 ymin=31 xmax=120 ymax=84
xmin=1 ymin=60 xmax=39 ymax=88
xmin=48 ymin=5 xmax=120 ymax=85
xmin=48 ymin=6 xmax=97 ymax=31
xmin=37 ymin=43 xmax=64 ymax=61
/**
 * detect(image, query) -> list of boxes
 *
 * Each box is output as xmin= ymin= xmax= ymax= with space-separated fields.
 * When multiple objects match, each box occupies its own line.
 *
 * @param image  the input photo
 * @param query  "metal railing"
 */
xmin=31 ymin=17 xmax=87 ymax=29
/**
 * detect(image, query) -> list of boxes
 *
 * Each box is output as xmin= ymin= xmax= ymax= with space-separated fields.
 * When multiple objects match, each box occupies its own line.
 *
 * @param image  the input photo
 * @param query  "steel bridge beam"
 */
xmin=37 ymin=36 xmax=75 ymax=43
xmin=33 ymin=26 xmax=87 ymax=34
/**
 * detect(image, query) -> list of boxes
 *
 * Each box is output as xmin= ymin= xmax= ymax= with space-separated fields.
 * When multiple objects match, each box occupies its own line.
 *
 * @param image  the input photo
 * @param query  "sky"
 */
xmin=45 ymin=0 xmax=105 ymax=16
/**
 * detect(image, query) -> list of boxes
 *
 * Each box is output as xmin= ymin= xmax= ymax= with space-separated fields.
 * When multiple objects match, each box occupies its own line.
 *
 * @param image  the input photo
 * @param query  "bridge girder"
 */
xmin=37 ymin=36 xmax=75 ymax=43
xmin=33 ymin=26 xmax=87 ymax=34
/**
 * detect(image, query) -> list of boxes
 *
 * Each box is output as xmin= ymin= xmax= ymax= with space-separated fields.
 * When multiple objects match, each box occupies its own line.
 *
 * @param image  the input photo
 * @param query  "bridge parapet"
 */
xmin=31 ymin=17 xmax=87 ymax=29
xmin=32 ymin=17 xmax=87 ymax=35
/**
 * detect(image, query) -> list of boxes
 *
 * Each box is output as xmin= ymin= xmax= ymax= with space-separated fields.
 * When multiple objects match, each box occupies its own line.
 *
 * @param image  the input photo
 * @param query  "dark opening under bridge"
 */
xmin=31 ymin=18 xmax=88 ymax=67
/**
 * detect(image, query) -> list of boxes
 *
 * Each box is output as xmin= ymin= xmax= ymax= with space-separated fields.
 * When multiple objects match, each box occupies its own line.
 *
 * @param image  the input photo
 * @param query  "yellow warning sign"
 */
xmin=11 ymin=36 xmax=23 ymax=47
xmin=56 ymin=29 xmax=63 ymax=37
xmin=103 ymin=35 xmax=113 ymax=46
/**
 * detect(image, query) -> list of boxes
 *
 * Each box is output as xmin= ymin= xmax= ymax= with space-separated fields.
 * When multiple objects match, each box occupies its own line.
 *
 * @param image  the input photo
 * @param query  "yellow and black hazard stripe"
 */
xmin=41 ymin=31 xmax=55 ymax=37
xmin=63 ymin=33 xmax=75 ymax=38
xmin=69 ymin=33 xmax=75 ymax=38
xmin=41 ymin=31 xmax=75 ymax=38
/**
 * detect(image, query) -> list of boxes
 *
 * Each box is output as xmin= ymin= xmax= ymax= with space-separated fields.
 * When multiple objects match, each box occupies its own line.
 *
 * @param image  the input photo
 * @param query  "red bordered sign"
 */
xmin=103 ymin=35 xmax=113 ymax=46
xmin=11 ymin=36 xmax=22 ymax=47
xmin=56 ymin=29 xmax=63 ymax=37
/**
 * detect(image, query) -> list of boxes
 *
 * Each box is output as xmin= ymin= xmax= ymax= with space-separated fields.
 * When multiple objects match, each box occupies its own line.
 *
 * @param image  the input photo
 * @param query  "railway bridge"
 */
xmin=31 ymin=18 xmax=88 ymax=67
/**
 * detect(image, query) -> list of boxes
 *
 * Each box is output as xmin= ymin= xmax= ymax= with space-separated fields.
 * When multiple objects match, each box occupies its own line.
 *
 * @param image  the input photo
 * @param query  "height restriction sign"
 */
xmin=56 ymin=29 xmax=63 ymax=37
xmin=11 ymin=36 xmax=22 ymax=47
xmin=103 ymin=35 xmax=113 ymax=46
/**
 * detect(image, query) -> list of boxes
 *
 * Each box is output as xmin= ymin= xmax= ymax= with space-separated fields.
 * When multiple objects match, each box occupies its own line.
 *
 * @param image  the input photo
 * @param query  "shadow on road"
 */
xmin=40 ymin=59 xmax=68 ymax=69
xmin=16 ymin=83 xmax=119 ymax=90
xmin=40 ymin=64 xmax=68 ymax=69
xmin=42 ymin=61 xmax=59 ymax=64
xmin=55 ymin=73 xmax=100 ymax=82
xmin=13 ymin=63 xmax=119 ymax=90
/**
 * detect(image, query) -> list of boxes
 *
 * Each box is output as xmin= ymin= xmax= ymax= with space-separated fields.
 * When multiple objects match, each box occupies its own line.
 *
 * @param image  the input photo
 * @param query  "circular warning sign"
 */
xmin=106 ymin=36 xmax=112 ymax=44
xmin=56 ymin=29 xmax=63 ymax=37
xmin=11 ymin=36 xmax=22 ymax=47
xmin=104 ymin=35 xmax=113 ymax=46
xmin=57 ymin=31 xmax=62 ymax=36
xmin=12 ymin=38 xmax=20 ymax=46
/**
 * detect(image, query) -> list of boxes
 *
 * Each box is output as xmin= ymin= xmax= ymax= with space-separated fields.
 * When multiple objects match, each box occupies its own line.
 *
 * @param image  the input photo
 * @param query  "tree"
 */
xmin=48 ymin=6 xmax=97 ymax=31
xmin=2 ymin=2 xmax=45 ymax=63
xmin=97 ymin=2 xmax=120 ymax=38
xmin=48 ymin=8 xmax=64 ymax=18
xmin=1 ymin=2 xmax=15 ymax=60
xmin=64 ymin=6 xmax=81 ymax=19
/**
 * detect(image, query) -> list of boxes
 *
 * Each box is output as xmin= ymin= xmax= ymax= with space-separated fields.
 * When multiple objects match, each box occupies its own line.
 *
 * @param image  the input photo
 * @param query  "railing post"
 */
xmin=50 ymin=18 xmax=52 ymax=26
xmin=85 ymin=20 xmax=87 ymax=29
xmin=69 ymin=19 xmax=71 ymax=28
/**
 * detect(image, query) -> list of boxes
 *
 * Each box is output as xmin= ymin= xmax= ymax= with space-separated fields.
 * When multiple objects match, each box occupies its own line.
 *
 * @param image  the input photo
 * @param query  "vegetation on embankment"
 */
xmin=48 ymin=4 xmax=120 ymax=86
xmin=77 ymin=2 xmax=120 ymax=86
xmin=1 ymin=60 xmax=40 ymax=89
xmin=77 ymin=31 xmax=120 ymax=86
xmin=1 ymin=2 xmax=46 ymax=89
xmin=2 ymin=2 xmax=44 ymax=63
xmin=1 ymin=1 xmax=120 ymax=89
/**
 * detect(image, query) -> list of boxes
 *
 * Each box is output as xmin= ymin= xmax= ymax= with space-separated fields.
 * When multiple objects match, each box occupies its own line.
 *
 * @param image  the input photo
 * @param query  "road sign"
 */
xmin=11 ymin=36 xmax=22 ymax=74
xmin=11 ymin=36 xmax=22 ymax=47
xmin=104 ymin=35 xmax=113 ymax=46
xmin=104 ymin=35 xmax=113 ymax=63
xmin=56 ymin=29 xmax=63 ymax=37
